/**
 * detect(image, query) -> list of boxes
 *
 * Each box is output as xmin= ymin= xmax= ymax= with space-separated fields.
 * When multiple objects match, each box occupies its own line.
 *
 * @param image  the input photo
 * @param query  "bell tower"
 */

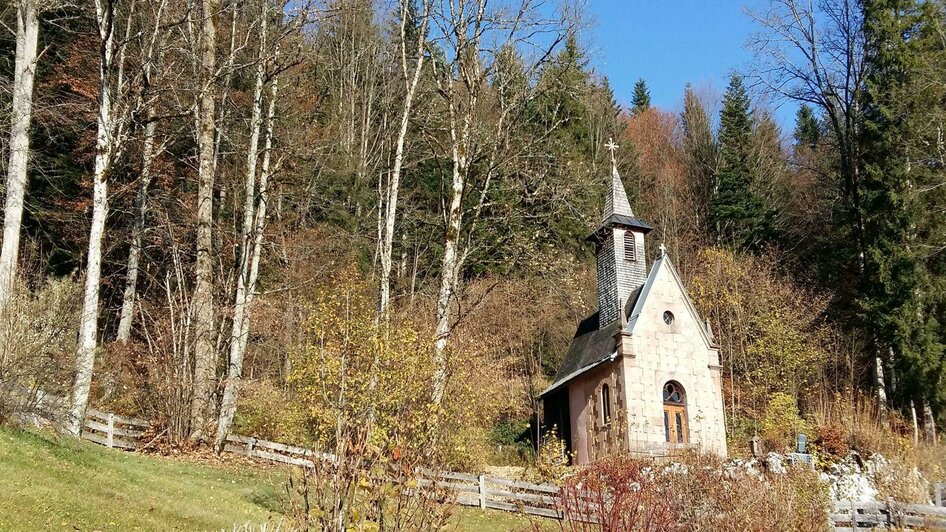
xmin=588 ymin=139 xmax=653 ymax=328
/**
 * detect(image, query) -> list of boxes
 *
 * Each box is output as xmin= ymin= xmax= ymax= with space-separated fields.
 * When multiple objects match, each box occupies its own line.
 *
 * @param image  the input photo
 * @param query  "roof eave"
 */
xmin=585 ymin=217 xmax=655 ymax=242
xmin=539 ymin=350 xmax=620 ymax=398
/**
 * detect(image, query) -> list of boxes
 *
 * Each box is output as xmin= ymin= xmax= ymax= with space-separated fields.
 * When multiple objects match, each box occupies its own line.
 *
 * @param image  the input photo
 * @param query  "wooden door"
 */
xmin=663 ymin=404 xmax=688 ymax=444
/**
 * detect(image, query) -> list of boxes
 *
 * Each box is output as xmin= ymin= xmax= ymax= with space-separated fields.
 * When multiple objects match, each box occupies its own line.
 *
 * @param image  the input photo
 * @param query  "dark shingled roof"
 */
xmin=541 ymin=285 xmax=645 ymax=396
xmin=586 ymin=214 xmax=654 ymax=242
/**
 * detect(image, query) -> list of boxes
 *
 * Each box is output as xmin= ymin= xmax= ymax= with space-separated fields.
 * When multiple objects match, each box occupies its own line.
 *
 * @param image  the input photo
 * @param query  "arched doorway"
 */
xmin=663 ymin=381 xmax=688 ymax=444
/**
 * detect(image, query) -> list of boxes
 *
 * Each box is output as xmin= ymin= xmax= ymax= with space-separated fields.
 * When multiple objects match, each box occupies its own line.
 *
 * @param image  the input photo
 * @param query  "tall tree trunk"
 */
xmin=214 ymin=10 xmax=273 ymax=451
xmin=924 ymin=400 xmax=937 ymax=443
xmin=432 ymin=108 xmax=466 ymax=404
xmin=69 ymin=0 xmax=116 ymax=436
xmin=378 ymin=0 xmax=429 ymax=315
xmin=874 ymin=353 xmax=889 ymax=419
xmin=0 ymin=0 xmax=40 ymax=314
xmin=190 ymin=0 xmax=219 ymax=442
xmin=116 ymin=118 xmax=157 ymax=343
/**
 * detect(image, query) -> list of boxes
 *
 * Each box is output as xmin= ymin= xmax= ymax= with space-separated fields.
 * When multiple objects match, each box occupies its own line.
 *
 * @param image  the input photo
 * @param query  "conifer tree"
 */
xmin=631 ymin=78 xmax=651 ymax=114
xmin=794 ymin=104 xmax=820 ymax=148
xmin=709 ymin=74 xmax=772 ymax=250
xmin=859 ymin=0 xmax=945 ymax=412
xmin=680 ymin=83 xmax=717 ymax=227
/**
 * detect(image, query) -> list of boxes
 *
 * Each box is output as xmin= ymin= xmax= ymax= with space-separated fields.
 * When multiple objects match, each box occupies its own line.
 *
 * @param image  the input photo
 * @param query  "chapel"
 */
xmin=540 ymin=145 xmax=727 ymax=464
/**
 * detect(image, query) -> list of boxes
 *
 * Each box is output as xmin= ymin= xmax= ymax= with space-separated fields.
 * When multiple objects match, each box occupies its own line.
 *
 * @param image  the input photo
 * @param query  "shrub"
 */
xmin=553 ymin=453 xmax=830 ymax=532
xmin=489 ymin=417 xmax=534 ymax=465
xmin=534 ymin=429 xmax=570 ymax=483
xmin=279 ymin=270 xmax=456 ymax=530
xmin=557 ymin=455 xmax=678 ymax=532
xmin=665 ymin=453 xmax=829 ymax=531
xmin=0 ymin=276 xmax=81 ymax=424
xmin=815 ymin=423 xmax=847 ymax=460
xmin=762 ymin=392 xmax=809 ymax=452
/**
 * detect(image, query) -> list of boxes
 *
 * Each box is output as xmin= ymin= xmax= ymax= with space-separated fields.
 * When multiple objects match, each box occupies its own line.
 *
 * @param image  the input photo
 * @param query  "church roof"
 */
xmin=540 ymin=251 xmax=715 ymax=398
xmin=540 ymin=285 xmax=645 ymax=398
xmin=603 ymin=162 xmax=634 ymax=221
xmin=586 ymin=214 xmax=654 ymax=242
xmin=586 ymin=161 xmax=654 ymax=242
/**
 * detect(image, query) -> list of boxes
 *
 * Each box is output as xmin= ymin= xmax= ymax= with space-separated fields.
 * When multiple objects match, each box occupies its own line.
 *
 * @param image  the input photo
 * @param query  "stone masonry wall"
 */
xmin=621 ymin=262 xmax=727 ymax=456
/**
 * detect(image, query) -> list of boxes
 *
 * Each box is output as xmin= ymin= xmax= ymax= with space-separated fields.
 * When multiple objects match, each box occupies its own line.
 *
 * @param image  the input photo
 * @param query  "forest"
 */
xmin=0 ymin=0 xmax=945 ymax=525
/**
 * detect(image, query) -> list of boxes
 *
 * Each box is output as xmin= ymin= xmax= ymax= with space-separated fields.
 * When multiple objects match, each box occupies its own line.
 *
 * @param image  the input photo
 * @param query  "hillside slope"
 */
xmin=0 ymin=427 xmax=540 ymax=531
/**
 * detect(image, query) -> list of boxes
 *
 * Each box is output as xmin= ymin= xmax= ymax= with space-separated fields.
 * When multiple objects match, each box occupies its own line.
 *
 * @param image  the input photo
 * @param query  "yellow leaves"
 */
xmin=690 ymin=246 xmax=833 ymax=402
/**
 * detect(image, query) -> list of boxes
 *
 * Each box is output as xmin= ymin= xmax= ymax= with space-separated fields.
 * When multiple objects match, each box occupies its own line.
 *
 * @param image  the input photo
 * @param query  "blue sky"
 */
xmin=585 ymin=0 xmax=800 ymax=130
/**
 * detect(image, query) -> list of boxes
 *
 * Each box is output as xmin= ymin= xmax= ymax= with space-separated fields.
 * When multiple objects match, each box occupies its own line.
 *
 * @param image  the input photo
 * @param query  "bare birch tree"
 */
xmin=428 ymin=0 xmax=566 ymax=403
xmin=0 ymin=0 xmax=42 ymax=315
xmin=190 ymin=0 xmax=220 ymax=442
xmin=214 ymin=0 xmax=276 ymax=450
xmin=377 ymin=0 xmax=431 ymax=315
xmin=117 ymin=0 xmax=169 ymax=343
xmin=69 ymin=0 xmax=135 ymax=435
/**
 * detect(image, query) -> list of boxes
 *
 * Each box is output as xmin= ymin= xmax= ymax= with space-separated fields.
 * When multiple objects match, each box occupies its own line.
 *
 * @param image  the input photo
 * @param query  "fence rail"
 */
xmin=80 ymin=407 xmax=151 ymax=450
xmin=55 ymin=401 xmax=946 ymax=528
xmin=831 ymin=501 xmax=946 ymax=530
xmin=222 ymin=434 xmax=563 ymax=519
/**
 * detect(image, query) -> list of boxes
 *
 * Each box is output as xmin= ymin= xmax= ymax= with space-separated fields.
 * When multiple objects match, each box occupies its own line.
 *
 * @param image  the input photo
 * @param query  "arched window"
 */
xmin=601 ymin=384 xmax=612 ymax=425
xmin=624 ymin=232 xmax=636 ymax=262
xmin=662 ymin=381 xmax=688 ymax=444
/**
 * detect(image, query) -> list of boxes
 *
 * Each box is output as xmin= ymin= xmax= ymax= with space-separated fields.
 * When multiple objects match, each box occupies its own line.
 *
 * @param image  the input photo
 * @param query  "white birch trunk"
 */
xmin=924 ymin=400 xmax=937 ymax=443
xmin=378 ymin=0 xmax=429 ymax=315
xmin=214 ymin=10 xmax=272 ymax=452
xmin=430 ymin=0 xmax=485 ymax=405
xmin=0 ymin=0 xmax=40 ymax=313
xmin=116 ymin=118 xmax=157 ymax=343
xmin=432 ymin=80 xmax=468 ymax=403
xmin=190 ymin=0 xmax=219 ymax=442
xmin=68 ymin=0 xmax=116 ymax=436
xmin=874 ymin=354 xmax=889 ymax=419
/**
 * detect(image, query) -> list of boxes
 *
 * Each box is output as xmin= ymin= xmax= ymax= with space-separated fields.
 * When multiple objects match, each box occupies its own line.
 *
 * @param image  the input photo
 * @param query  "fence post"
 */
xmin=936 ymin=482 xmax=943 ymax=507
xmin=478 ymin=475 xmax=486 ymax=510
xmin=106 ymin=413 xmax=115 ymax=449
xmin=247 ymin=437 xmax=256 ymax=456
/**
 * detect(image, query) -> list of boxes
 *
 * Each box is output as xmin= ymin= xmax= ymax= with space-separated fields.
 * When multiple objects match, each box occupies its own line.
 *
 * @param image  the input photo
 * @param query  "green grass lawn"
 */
xmin=0 ymin=426 xmax=547 ymax=531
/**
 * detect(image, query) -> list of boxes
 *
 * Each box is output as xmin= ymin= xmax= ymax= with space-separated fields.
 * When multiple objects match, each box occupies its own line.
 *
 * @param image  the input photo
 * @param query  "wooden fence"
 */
xmin=80 ymin=407 xmax=151 ymax=450
xmin=831 ymin=500 xmax=946 ymax=530
xmin=64 ymin=403 xmax=946 ymax=529
xmin=222 ymin=434 xmax=563 ymax=519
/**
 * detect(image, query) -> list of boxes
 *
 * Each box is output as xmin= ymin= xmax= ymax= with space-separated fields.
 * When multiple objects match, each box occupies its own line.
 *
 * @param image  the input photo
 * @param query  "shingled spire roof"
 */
xmin=586 ymin=139 xmax=653 ymax=242
xmin=602 ymin=139 xmax=634 ymax=222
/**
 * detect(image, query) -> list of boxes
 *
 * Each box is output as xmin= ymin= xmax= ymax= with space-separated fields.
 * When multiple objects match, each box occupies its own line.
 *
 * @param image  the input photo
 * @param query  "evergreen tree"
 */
xmin=709 ymin=74 xmax=773 ymax=250
xmin=529 ymin=35 xmax=620 ymax=252
xmin=631 ymin=78 xmax=651 ymax=114
xmin=680 ymin=83 xmax=717 ymax=228
xmin=859 ymin=0 xmax=946 ymax=411
xmin=794 ymin=104 xmax=820 ymax=148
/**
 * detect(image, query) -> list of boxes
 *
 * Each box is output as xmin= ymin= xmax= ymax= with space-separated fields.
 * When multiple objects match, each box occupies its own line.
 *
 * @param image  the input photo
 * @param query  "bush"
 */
xmin=533 ymin=429 xmax=571 ymax=483
xmin=489 ymin=418 xmax=534 ymax=465
xmin=557 ymin=455 xmax=678 ymax=531
xmin=762 ymin=393 xmax=809 ymax=452
xmin=815 ymin=423 xmax=847 ymax=460
xmin=0 ymin=276 xmax=81 ymax=423
xmin=553 ymin=452 xmax=830 ymax=532
xmin=667 ymin=454 xmax=829 ymax=531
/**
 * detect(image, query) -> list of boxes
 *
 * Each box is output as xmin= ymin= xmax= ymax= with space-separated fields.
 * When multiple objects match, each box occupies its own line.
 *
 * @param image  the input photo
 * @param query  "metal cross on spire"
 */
xmin=605 ymin=137 xmax=619 ymax=170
